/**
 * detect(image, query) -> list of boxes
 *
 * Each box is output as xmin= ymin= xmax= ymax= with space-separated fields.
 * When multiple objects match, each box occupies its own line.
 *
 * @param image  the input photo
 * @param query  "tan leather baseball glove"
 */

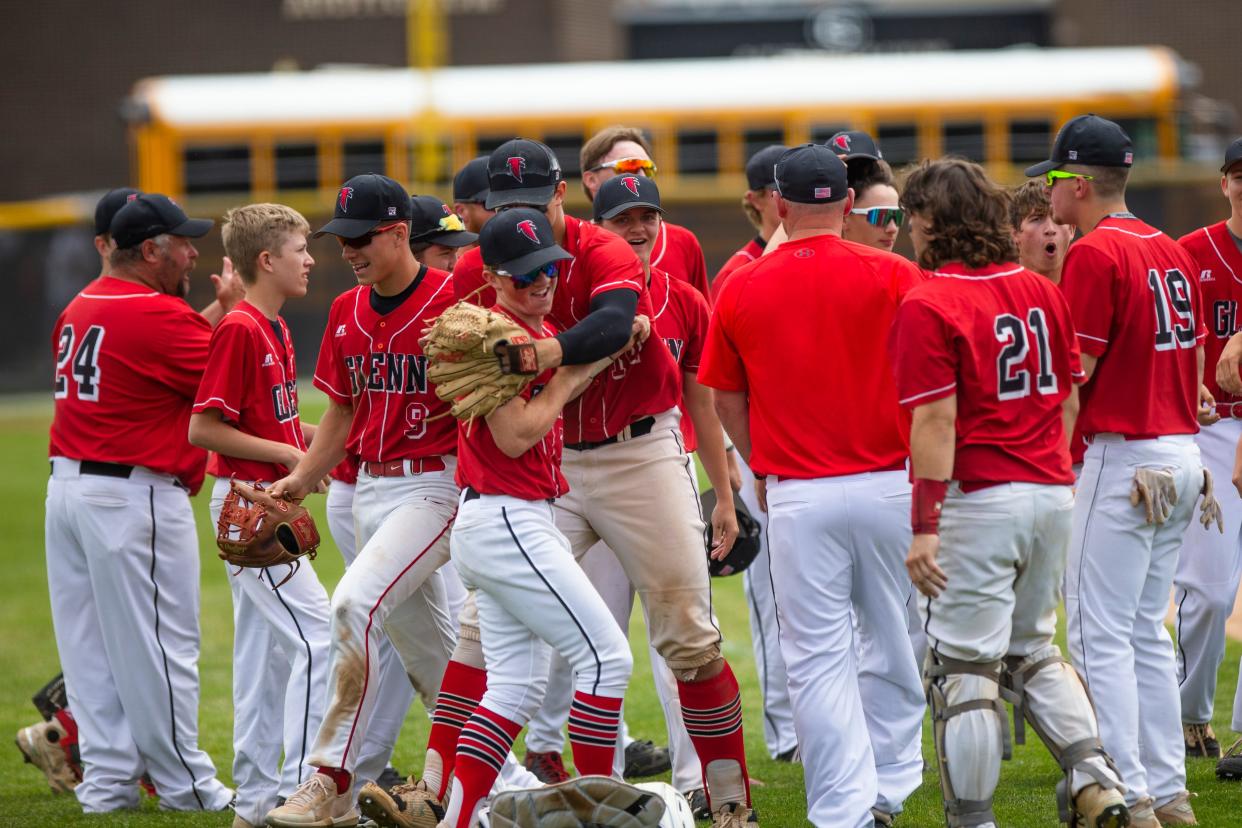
xmin=216 ymin=480 xmax=320 ymax=587
xmin=424 ymin=301 xmax=538 ymax=425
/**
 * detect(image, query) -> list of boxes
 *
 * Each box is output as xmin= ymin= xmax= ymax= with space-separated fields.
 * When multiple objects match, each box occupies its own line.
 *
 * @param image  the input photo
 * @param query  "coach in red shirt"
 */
xmin=700 ymin=144 xmax=924 ymax=828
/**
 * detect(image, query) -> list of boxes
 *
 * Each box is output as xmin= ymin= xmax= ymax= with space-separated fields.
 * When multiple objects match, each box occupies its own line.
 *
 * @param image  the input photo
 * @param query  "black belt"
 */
xmin=464 ymin=487 xmax=480 ymax=502
xmin=80 ymin=460 xmax=134 ymax=478
xmin=565 ymin=416 xmax=656 ymax=452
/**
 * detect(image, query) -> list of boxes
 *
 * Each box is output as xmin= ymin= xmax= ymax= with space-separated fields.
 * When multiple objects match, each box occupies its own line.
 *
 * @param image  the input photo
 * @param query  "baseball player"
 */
xmin=713 ymin=145 xmax=786 ymax=295
xmin=700 ymin=144 xmax=925 ymax=828
xmin=409 ymin=194 xmax=478 ymax=273
xmin=893 ymin=157 xmax=1128 ymax=828
xmin=452 ymin=138 xmax=757 ymax=827
xmin=46 ymin=193 xmax=234 ymax=813
xmin=580 ymin=125 xmax=710 ymax=299
xmin=1010 ymin=180 xmax=1076 ymax=285
xmin=186 ymin=203 xmax=333 ymax=828
xmin=1173 ymin=136 xmax=1242 ymax=771
xmin=265 ymin=174 xmax=461 ymax=827
xmin=1029 ymin=114 xmax=1217 ymax=827
xmin=452 ymin=156 xmax=495 ymax=235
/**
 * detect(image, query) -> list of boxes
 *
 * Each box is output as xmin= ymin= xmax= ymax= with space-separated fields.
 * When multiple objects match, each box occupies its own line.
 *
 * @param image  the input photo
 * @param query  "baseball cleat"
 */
xmin=711 ymin=802 xmax=758 ymax=827
xmin=1126 ymin=796 xmax=1159 ymax=828
xmin=265 ymin=773 xmax=359 ymax=827
xmin=870 ymin=807 xmax=894 ymax=826
xmin=375 ymin=766 xmax=405 ymax=793
xmin=1217 ymin=737 xmax=1242 ymax=780
xmin=15 ymin=718 xmax=81 ymax=794
xmin=685 ymin=788 xmax=710 ymax=820
xmin=1152 ymin=790 xmax=1197 ymax=825
xmin=1072 ymin=783 xmax=1129 ymax=827
xmin=488 ymin=775 xmax=666 ymax=827
xmin=357 ymin=778 xmax=443 ymax=828
xmin=1183 ymin=723 xmax=1220 ymax=758
xmin=523 ymin=749 xmax=570 ymax=785
xmin=623 ymin=739 xmax=672 ymax=779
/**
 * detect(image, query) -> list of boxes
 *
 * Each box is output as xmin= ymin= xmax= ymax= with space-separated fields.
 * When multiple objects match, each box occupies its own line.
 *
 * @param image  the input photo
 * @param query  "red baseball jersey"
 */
xmin=712 ymin=236 xmax=766 ymax=301
xmin=1179 ymin=221 xmax=1242 ymax=408
xmin=455 ymin=214 xmax=681 ymax=444
xmin=891 ymin=262 xmax=1084 ymax=487
xmin=651 ymin=221 xmax=710 ymax=301
xmin=456 ymin=309 xmax=567 ymax=500
xmin=699 ymin=234 xmax=923 ymax=479
xmin=1060 ymin=216 xmax=1205 ymax=439
xmin=49 ymin=276 xmax=211 ymax=494
xmin=313 ymin=268 xmax=457 ymax=464
xmin=193 ymin=301 xmax=306 ymax=483
xmin=650 ymin=266 xmax=710 ymax=451
xmin=330 ymin=454 xmax=360 ymax=485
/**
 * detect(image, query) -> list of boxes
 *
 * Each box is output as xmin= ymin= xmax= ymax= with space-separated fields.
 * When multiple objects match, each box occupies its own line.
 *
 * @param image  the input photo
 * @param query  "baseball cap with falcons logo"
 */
xmin=479 ymin=207 xmax=572 ymax=278
xmin=313 ymin=173 xmax=412 ymax=239
xmin=827 ymin=130 xmax=882 ymax=162
xmin=94 ymin=187 xmax=141 ymax=236
xmin=593 ymin=174 xmax=665 ymax=221
xmin=485 ymin=138 xmax=564 ymax=210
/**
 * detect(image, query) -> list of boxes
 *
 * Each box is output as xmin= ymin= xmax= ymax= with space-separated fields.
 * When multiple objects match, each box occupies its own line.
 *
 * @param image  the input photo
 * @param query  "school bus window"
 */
xmin=183 ymin=145 xmax=251 ymax=194
xmin=275 ymin=143 xmax=319 ymax=190
xmin=744 ymin=128 xmax=784 ymax=161
xmin=677 ymin=130 xmax=719 ymax=175
xmin=544 ymin=133 xmax=584 ymax=178
xmin=876 ymin=125 xmax=918 ymax=165
xmin=343 ymin=140 xmax=386 ymax=180
xmin=943 ymin=122 xmax=986 ymax=162
xmin=1009 ymin=120 xmax=1053 ymax=164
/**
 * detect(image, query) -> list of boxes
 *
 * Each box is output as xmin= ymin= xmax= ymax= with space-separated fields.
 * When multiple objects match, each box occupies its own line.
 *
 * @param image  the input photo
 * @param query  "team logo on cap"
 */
xmin=506 ymin=156 xmax=527 ymax=183
xmin=622 ymin=176 xmax=641 ymax=197
xmin=338 ymin=187 xmax=354 ymax=212
xmin=832 ymin=134 xmax=851 ymax=153
xmin=516 ymin=219 xmax=540 ymax=244
xmin=126 ymin=193 xmax=138 ymax=203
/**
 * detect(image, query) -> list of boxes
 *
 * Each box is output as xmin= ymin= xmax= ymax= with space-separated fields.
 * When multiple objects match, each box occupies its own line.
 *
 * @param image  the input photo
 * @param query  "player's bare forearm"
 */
xmin=301 ymin=421 xmax=318 ymax=444
xmin=1218 ymin=332 xmax=1242 ymax=395
xmin=684 ymin=375 xmax=733 ymax=508
xmin=188 ymin=410 xmax=304 ymax=469
xmin=713 ymin=388 xmax=752 ymax=464
xmin=909 ymin=396 xmax=957 ymax=481
xmin=1198 ymin=344 xmax=1206 ymax=386
xmin=274 ymin=399 xmax=351 ymax=497
xmin=487 ymin=363 xmax=604 ymax=457
xmin=1061 ymin=385 xmax=1080 ymax=452
xmin=198 ymin=300 xmax=225 ymax=327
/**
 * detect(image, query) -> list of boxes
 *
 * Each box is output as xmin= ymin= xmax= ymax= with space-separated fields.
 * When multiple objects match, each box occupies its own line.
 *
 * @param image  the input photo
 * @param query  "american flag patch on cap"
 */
xmin=814 ymin=187 xmax=831 ymax=198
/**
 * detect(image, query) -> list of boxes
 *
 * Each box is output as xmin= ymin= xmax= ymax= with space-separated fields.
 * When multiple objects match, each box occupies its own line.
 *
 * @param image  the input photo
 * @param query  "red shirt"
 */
xmin=699 ymin=234 xmax=922 ymax=479
xmin=193 ymin=301 xmax=306 ymax=483
xmin=1061 ymin=216 xmax=1205 ymax=439
xmin=1178 ymin=221 xmax=1242 ymax=409
xmin=651 ymin=221 xmax=710 ymax=301
xmin=455 ymin=215 xmax=682 ymax=444
xmin=330 ymin=455 xmax=360 ymax=485
xmin=313 ymin=268 xmax=457 ymax=463
xmin=650 ymin=266 xmax=710 ymax=451
xmin=712 ymin=236 xmax=765 ymax=301
xmin=891 ymin=262 xmax=1084 ymax=487
xmin=49 ymin=276 xmax=210 ymax=494
xmin=456 ymin=310 xmax=568 ymax=500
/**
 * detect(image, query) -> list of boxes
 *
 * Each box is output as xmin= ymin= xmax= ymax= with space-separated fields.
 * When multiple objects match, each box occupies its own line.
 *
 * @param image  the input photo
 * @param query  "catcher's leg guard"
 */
xmin=926 ymin=653 xmax=1011 ymax=827
xmin=1003 ymin=646 xmax=1126 ymax=826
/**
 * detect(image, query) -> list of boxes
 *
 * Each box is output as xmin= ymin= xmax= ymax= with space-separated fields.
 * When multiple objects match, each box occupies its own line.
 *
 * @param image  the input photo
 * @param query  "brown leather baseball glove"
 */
xmin=424 ymin=301 xmax=538 ymax=425
xmin=216 ymin=480 xmax=320 ymax=587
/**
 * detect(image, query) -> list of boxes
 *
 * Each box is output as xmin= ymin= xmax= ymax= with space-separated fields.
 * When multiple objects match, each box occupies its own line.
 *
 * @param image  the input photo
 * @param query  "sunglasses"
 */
xmin=1044 ymin=170 xmax=1094 ymax=187
xmin=494 ymin=261 xmax=559 ymax=288
xmin=339 ymin=222 xmax=404 ymax=249
xmin=588 ymin=157 xmax=657 ymax=177
xmin=849 ymin=206 xmax=905 ymax=228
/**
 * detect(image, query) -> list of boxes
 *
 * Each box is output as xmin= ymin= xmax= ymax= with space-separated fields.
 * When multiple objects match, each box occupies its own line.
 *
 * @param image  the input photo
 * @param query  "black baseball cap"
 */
xmin=593 ymin=174 xmax=664 ymax=221
xmin=827 ymin=130 xmax=882 ymax=161
xmin=453 ymin=156 xmax=491 ymax=204
xmin=409 ymin=195 xmax=478 ymax=248
xmin=95 ymin=188 xmax=141 ymax=236
xmin=110 ymin=194 xmax=213 ymax=249
xmin=479 ymin=208 xmax=572 ymax=276
xmin=485 ymin=139 xmax=564 ymax=210
xmin=745 ymin=145 xmax=787 ymax=190
xmin=1222 ymin=137 xmax=1242 ymax=174
xmin=1025 ymin=114 xmax=1134 ymax=177
xmin=314 ymin=174 xmax=411 ymax=239
xmin=774 ymin=144 xmax=848 ymax=205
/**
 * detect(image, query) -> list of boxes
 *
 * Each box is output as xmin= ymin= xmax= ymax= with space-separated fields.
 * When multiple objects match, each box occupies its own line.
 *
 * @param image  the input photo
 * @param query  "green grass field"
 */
xmin=2 ymin=390 xmax=1240 ymax=826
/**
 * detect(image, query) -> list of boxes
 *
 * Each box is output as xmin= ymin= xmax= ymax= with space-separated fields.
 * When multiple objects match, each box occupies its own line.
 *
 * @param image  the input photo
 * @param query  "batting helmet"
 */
xmin=700 ymin=489 xmax=762 ymax=577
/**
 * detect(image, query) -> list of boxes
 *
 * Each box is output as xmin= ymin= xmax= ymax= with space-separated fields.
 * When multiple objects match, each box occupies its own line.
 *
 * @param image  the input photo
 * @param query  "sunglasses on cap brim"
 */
xmin=848 ymin=207 xmax=904 ymax=228
xmin=588 ymin=157 xmax=657 ymax=177
xmin=493 ymin=261 xmax=560 ymax=288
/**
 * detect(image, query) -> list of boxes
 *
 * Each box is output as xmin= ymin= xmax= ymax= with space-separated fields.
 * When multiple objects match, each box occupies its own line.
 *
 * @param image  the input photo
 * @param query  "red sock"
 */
xmin=567 ymin=691 xmax=623 ymax=776
xmin=426 ymin=660 xmax=487 ymax=799
xmin=452 ymin=706 xmax=521 ymax=828
xmin=316 ymin=766 xmax=351 ymax=796
xmin=677 ymin=662 xmax=750 ymax=807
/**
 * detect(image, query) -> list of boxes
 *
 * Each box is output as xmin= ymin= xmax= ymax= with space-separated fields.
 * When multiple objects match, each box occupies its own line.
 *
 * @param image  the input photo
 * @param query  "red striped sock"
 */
xmin=451 ymin=705 xmax=520 ymax=828
xmin=567 ymin=691 xmax=623 ymax=776
xmin=425 ymin=660 xmax=487 ymax=799
xmin=677 ymin=662 xmax=750 ymax=808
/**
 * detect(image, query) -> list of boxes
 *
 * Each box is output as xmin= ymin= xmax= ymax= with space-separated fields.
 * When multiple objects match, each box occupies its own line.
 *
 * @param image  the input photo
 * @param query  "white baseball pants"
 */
xmin=210 ymin=477 xmax=332 ymax=826
xmin=45 ymin=458 xmax=233 ymax=813
xmin=1173 ymin=418 xmax=1242 ymax=728
xmin=1067 ymin=434 xmax=1202 ymax=807
xmin=766 ymin=470 xmax=925 ymax=827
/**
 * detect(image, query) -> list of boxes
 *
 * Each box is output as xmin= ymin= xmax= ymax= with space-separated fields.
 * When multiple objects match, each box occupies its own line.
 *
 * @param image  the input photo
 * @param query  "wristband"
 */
xmin=494 ymin=337 xmax=539 ymax=375
xmin=911 ymin=478 xmax=949 ymax=535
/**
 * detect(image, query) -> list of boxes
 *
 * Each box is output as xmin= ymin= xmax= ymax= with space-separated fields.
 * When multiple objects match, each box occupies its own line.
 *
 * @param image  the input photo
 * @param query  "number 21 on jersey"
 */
xmin=54 ymin=324 xmax=104 ymax=401
xmin=994 ymin=309 xmax=1057 ymax=401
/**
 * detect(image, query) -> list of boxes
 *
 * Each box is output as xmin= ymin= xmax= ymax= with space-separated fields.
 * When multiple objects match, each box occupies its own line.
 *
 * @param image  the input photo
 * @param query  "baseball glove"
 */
xmin=424 ymin=301 xmax=538 ymax=425
xmin=216 ymin=480 xmax=320 ymax=587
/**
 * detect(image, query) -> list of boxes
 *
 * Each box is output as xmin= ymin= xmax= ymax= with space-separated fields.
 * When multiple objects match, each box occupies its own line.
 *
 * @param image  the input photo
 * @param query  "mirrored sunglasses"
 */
xmin=849 ymin=207 xmax=905 ymax=228
xmin=589 ymin=157 xmax=657 ymax=177
xmin=495 ymin=261 xmax=559 ymax=288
